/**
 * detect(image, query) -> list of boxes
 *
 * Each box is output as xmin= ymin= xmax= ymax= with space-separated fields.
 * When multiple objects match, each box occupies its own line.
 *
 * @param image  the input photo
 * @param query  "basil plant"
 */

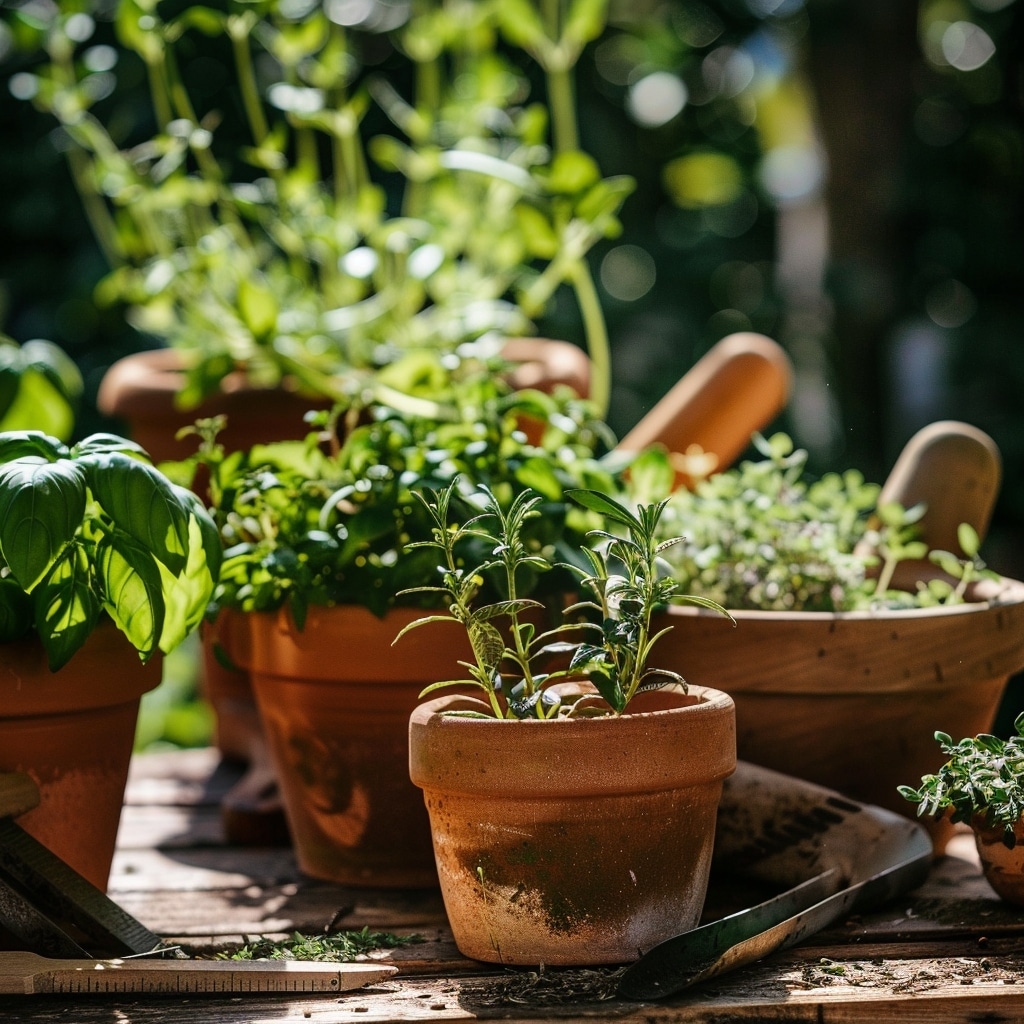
xmin=0 ymin=431 xmax=221 ymax=670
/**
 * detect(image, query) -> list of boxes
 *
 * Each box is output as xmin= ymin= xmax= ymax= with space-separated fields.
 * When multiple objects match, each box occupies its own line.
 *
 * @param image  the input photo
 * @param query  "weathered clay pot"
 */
xmin=409 ymin=685 xmax=737 ymax=965
xmin=237 ymin=604 xmax=477 ymax=887
xmin=0 ymin=626 xmax=162 ymax=890
xmin=97 ymin=339 xmax=593 ymax=464
xmin=973 ymin=817 xmax=1024 ymax=906
xmin=97 ymin=348 xmax=328 ymax=464
xmin=653 ymin=575 xmax=1024 ymax=852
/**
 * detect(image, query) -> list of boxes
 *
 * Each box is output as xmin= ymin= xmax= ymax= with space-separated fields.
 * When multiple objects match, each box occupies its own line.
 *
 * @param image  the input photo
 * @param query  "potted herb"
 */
xmin=404 ymin=480 xmax=735 ymax=965
xmin=0 ymin=429 xmax=221 ymax=888
xmin=900 ymin=719 xmax=1024 ymax=906
xmin=10 ymin=0 xmax=626 ymax=459
xmin=185 ymin=364 xmax=618 ymax=886
xmin=632 ymin=422 xmax=1024 ymax=851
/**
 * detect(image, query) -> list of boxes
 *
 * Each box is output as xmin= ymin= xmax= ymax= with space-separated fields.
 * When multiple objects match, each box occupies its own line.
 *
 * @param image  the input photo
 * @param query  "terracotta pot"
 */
xmin=973 ymin=818 xmax=1024 ymax=906
xmin=97 ymin=339 xmax=593 ymax=465
xmin=96 ymin=349 xmax=328 ymax=464
xmin=653 ymin=575 xmax=1024 ymax=852
xmin=0 ymin=626 xmax=162 ymax=890
xmin=409 ymin=686 xmax=737 ymax=965
xmin=237 ymin=604 xmax=478 ymax=887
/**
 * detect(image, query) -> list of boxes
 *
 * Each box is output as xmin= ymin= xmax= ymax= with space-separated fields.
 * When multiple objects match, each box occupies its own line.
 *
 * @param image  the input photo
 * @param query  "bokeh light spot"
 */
xmin=626 ymin=72 xmax=688 ymax=128
xmin=600 ymin=245 xmax=657 ymax=302
xmin=663 ymin=152 xmax=743 ymax=209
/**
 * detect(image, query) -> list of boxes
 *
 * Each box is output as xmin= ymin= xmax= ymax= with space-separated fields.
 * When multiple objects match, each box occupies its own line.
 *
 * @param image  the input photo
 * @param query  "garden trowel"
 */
xmin=618 ymin=761 xmax=933 ymax=1000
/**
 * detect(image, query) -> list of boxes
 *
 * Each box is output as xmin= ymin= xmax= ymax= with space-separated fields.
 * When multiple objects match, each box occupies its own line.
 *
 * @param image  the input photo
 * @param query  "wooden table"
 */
xmin=3 ymin=748 xmax=1024 ymax=1022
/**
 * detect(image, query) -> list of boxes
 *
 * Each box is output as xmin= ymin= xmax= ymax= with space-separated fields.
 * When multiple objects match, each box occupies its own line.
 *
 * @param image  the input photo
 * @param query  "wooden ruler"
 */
xmin=0 ymin=952 xmax=397 ymax=995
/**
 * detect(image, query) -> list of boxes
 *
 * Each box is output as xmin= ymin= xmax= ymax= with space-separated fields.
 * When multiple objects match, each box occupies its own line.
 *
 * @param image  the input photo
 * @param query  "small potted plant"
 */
xmin=0 ymin=429 xmax=220 ymax=888
xmin=899 ymin=718 xmax=1024 ymax=906
xmin=629 ymin=422 xmax=1024 ymax=851
xmin=183 ymin=362 xmax=618 ymax=886
xmin=405 ymin=480 xmax=736 ymax=966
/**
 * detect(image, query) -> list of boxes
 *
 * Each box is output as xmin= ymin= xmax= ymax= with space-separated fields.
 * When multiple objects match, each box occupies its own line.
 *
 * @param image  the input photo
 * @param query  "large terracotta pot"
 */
xmin=0 ymin=626 xmax=162 ymax=889
xmin=236 ymin=604 xmax=477 ymax=887
xmin=653 ymin=574 xmax=1024 ymax=851
xmin=409 ymin=686 xmax=736 ymax=965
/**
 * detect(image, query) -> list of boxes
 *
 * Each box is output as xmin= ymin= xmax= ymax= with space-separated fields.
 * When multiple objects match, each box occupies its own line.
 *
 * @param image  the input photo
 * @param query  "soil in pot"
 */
xmin=409 ymin=685 xmax=737 ymax=965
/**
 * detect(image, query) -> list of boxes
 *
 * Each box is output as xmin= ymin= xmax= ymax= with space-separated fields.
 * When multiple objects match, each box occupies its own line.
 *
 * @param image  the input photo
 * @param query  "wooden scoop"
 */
xmin=871 ymin=419 xmax=1002 ymax=557
xmin=616 ymin=332 xmax=793 ymax=487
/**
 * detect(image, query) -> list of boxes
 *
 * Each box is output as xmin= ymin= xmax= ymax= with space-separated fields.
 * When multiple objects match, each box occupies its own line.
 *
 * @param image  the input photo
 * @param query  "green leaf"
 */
xmin=32 ymin=542 xmax=101 ymax=671
xmin=82 ymin=452 xmax=192 ymax=575
xmin=514 ymin=457 xmax=563 ymax=501
xmin=96 ymin=529 xmax=165 ymax=661
xmin=0 ymin=431 xmax=68 ymax=464
xmin=958 ymin=522 xmax=980 ymax=559
xmin=72 ymin=433 xmax=150 ymax=458
xmin=157 ymin=513 xmax=220 ymax=654
xmin=0 ymin=457 xmax=86 ymax=591
xmin=468 ymin=619 xmax=504 ymax=676
xmin=567 ymin=488 xmax=641 ymax=531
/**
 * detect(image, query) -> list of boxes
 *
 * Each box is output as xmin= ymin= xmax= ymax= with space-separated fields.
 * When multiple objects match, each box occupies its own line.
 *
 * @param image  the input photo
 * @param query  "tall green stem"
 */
xmin=231 ymin=22 xmax=270 ymax=147
xmin=568 ymin=260 xmax=610 ymax=419
xmin=546 ymin=64 xmax=578 ymax=154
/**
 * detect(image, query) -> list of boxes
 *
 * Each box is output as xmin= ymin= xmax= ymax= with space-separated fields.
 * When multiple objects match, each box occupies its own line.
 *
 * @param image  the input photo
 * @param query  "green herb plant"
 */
xmin=0 ymin=430 xmax=221 ymax=670
xmin=394 ymin=479 xmax=732 ymax=719
xmin=898 ymin=714 xmax=1024 ymax=850
xmin=638 ymin=432 xmax=998 ymax=613
xmin=177 ymin=363 xmax=615 ymax=626
xmin=7 ymin=0 xmax=630 ymax=417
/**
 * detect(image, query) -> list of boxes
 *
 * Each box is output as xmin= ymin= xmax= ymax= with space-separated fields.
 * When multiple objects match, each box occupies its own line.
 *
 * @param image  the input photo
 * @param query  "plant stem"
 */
xmin=230 ymin=20 xmax=270 ymax=147
xmin=547 ymin=64 xmax=578 ymax=154
xmin=568 ymin=260 xmax=610 ymax=419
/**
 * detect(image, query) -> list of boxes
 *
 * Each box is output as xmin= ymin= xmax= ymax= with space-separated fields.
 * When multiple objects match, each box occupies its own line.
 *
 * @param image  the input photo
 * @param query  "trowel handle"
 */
xmin=873 ymin=420 xmax=1001 ymax=556
xmin=616 ymin=332 xmax=792 ymax=487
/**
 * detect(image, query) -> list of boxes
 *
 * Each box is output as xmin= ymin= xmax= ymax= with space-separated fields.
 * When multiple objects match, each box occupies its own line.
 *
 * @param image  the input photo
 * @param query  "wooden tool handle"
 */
xmin=616 ymin=332 xmax=792 ymax=487
xmin=874 ymin=419 xmax=1001 ymax=555
xmin=0 ymin=952 xmax=397 ymax=995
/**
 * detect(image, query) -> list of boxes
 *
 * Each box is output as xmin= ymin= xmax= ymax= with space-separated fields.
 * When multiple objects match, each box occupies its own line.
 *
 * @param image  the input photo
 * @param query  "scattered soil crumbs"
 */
xmin=790 ymin=954 xmax=1024 ymax=994
xmin=463 ymin=967 xmax=627 ymax=1008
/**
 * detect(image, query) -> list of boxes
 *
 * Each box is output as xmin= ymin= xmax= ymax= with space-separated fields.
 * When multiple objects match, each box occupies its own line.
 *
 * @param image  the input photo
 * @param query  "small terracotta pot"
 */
xmin=973 ymin=818 xmax=1024 ymax=906
xmin=0 ymin=626 xmax=162 ymax=890
xmin=409 ymin=686 xmax=736 ymax=965
xmin=653 ymin=575 xmax=1024 ymax=852
xmin=237 ymin=604 xmax=478 ymax=887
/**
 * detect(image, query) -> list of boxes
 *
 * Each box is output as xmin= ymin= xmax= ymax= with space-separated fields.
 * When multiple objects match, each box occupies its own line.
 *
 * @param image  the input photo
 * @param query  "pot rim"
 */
xmin=409 ymin=684 xmax=737 ymax=797
xmin=662 ymin=573 xmax=1024 ymax=624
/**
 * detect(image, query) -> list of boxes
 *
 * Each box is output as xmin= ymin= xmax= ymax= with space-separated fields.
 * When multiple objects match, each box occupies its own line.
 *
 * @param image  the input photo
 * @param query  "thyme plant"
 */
xmin=899 ymin=714 xmax=1024 ymax=849
xmin=641 ymin=433 xmax=997 ymax=612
